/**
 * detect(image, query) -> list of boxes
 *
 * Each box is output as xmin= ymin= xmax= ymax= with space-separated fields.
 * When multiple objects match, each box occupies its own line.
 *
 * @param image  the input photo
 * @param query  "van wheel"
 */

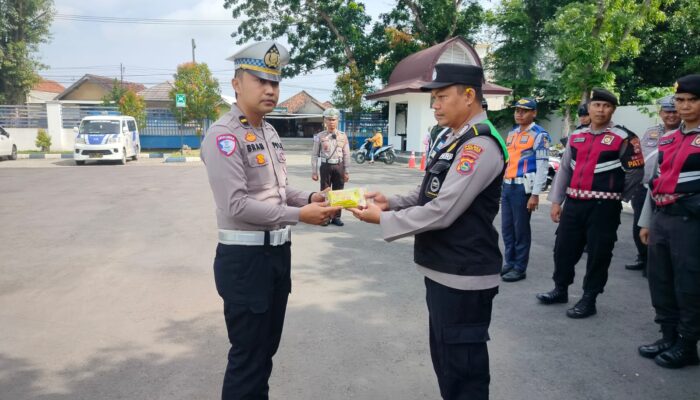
xmin=10 ymin=145 xmax=17 ymax=160
xmin=132 ymin=146 xmax=139 ymax=161
xmin=75 ymin=160 xmax=85 ymax=166
xmin=120 ymin=148 xmax=127 ymax=165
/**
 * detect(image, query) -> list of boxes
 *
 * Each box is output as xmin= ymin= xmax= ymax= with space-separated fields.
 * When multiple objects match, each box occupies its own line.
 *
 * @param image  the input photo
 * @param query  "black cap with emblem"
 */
xmin=590 ymin=88 xmax=618 ymax=106
xmin=675 ymin=74 xmax=700 ymax=97
xmin=421 ymin=63 xmax=484 ymax=91
xmin=577 ymin=103 xmax=589 ymax=116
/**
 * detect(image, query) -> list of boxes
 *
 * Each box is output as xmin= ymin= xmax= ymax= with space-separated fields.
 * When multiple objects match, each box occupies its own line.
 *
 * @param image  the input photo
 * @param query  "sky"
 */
xmin=38 ymin=0 xmax=399 ymax=103
xmin=39 ymin=1 xmax=496 ymax=104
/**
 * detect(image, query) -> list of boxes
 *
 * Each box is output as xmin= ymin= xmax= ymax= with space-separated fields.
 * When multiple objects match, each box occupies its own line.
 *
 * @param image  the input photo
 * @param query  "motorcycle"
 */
xmin=353 ymin=138 xmax=396 ymax=165
xmin=546 ymin=156 xmax=560 ymax=191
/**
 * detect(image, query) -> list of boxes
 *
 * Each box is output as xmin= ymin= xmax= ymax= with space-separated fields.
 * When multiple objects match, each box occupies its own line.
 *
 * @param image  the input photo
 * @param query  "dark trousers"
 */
xmin=501 ymin=183 xmax=532 ymax=271
xmin=553 ymin=198 xmax=622 ymax=294
xmin=630 ymin=184 xmax=648 ymax=262
xmin=648 ymin=210 xmax=700 ymax=340
xmin=213 ymin=242 xmax=292 ymax=400
xmin=425 ymin=277 xmax=498 ymax=400
xmin=320 ymin=162 xmax=345 ymax=218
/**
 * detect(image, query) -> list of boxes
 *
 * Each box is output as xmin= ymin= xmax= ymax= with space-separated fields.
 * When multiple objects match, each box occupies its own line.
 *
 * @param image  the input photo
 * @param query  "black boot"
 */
xmin=330 ymin=217 xmax=344 ymax=226
xmin=536 ymin=286 xmax=568 ymax=304
xmin=655 ymin=335 xmax=700 ymax=369
xmin=639 ymin=325 xmax=677 ymax=359
xmin=566 ymin=291 xmax=597 ymax=318
xmin=625 ymin=256 xmax=645 ymax=271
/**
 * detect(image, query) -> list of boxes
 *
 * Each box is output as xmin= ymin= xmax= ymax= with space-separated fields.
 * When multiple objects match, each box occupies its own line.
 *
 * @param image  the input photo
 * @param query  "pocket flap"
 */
xmin=429 ymin=160 xmax=451 ymax=174
xmin=442 ymin=323 xmax=490 ymax=344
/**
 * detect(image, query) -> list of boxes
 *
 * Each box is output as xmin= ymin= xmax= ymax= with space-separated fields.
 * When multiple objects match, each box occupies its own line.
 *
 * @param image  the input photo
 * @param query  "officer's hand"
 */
xmin=640 ymin=228 xmax=650 ymax=245
xmin=550 ymin=203 xmax=562 ymax=223
xmin=310 ymin=188 xmax=330 ymax=203
xmin=312 ymin=173 xmax=319 ymax=181
xmin=364 ymin=191 xmax=389 ymax=211
xmin=344 ymin=172 xmax=349 ymax=183
xmin=349 ymin=202 xmax=382 ymax=224
xmin=527 ymin=195 xmax=539 ymax=212
xmin=300 ymin=202 xmax=342 ymax=225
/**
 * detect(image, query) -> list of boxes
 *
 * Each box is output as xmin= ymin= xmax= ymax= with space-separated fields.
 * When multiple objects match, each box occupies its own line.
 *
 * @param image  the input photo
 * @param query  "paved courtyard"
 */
xmin=1 ymin=153 xmax=698 ymax=399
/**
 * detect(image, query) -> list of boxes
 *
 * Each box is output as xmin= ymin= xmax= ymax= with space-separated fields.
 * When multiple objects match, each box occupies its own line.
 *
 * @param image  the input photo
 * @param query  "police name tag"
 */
xmin=439 ymin=153 xmax=454 ymax=161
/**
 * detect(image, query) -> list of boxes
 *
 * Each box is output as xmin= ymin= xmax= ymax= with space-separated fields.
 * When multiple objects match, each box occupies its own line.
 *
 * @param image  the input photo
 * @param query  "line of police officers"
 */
xmin=201 ymin=37 xmax=700 ymax=399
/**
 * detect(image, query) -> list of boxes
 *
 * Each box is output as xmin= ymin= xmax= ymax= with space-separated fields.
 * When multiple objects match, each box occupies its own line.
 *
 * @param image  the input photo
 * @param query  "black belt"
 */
xmin=657 ymin=202 xmax=697 ymax=218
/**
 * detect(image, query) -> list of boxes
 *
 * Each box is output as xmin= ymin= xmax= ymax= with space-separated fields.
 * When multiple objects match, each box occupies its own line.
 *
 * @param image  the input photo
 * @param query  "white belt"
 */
xmin=218 ymin=227 xmax=291 ymax=246
xmin=320 ymin=157 xmax=340 ymax=164
xmin=504 ymin=177 xmax=526 ymax=184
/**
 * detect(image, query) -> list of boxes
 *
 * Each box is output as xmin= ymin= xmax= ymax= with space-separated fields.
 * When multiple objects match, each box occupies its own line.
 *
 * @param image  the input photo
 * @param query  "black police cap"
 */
xmin=577 ymin=103 xmax=589 ymax=116
xmin=675 ymin=74 xmax=700 ymax=97
xmin=421 ymin=63 xmax=483 ymax=91
xmin=590 ymin=88 xmax=618 ymax=106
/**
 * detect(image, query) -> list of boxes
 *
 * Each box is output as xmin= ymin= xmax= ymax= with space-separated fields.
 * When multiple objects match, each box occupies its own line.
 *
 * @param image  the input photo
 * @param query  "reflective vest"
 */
xmin=651 ymin=127 xmax=700 ymax=206
xmin=504 ymin=124 xmax=548 ymax=179
xmin=566 ymin=125 xmax=643 ymax=200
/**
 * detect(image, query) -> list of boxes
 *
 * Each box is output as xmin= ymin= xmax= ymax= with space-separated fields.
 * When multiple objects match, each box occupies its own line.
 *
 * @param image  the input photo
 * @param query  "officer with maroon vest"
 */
xmin=537 ymin=88 xmax=644 ymax=318
xmin=637 ymin=74 xmax=700 ymax=369
xmin=350 ymin=64 xmax=508 ymax=400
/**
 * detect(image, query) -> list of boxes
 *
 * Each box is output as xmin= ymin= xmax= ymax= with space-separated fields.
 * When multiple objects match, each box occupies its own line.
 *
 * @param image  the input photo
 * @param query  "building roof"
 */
xmin=56 ymin=74 xmax=146 ymax=100
xmin=33 ymin=79 xmax=65 ymax=93
xmin=366 ymin=36 xmax=511 ymax=100
xmin=138 ymin=81 xmax=174 ymax=102
xmin=278 ymin=90 xmax=331 ymax=114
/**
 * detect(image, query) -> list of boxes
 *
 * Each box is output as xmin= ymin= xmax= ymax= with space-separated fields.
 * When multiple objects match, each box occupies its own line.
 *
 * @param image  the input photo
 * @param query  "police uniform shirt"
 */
xmin=311 ymin=130 xmax=351 ymax=172
xmin=201 ymin=104 xmax=312 ymax=231
xmin=641 ymin=124 xmax=664 ymax=184
xmin=380 ymin=111 xmax=505 ymax=290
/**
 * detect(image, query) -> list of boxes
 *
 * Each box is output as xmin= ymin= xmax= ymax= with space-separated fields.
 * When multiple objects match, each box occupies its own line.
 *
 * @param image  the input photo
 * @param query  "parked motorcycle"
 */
xmin=546 ymin=156 xmax=560 ymax=191
xmin=353 ymin=138 xmax=396 ymax=165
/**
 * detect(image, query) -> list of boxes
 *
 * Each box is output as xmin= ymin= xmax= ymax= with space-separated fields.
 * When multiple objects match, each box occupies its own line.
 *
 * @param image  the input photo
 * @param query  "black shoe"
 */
xmin=640 ymin=326 xmax=677 ymax=359
xmin=536 ymin=286 xmax=568 ymax=304
xmin=330 ymin=217 xmax=344 ymax=226
xmin=625 ymin=260 xmax=645 ymax=270
xmin=566 ymin=292 xmax=597 ymax=319
xmin=654 ymin=336 xmax=699 ymax=369
xmin=502 ymin=269 xmax=526 ymax=282
xmin=501 ymin=265 xmax=514 ymax=276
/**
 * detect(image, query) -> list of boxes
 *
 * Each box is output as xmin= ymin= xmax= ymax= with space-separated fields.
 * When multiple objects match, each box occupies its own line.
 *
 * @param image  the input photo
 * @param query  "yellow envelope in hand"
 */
xmin=327 ymin=188 xmax=367 ymax=208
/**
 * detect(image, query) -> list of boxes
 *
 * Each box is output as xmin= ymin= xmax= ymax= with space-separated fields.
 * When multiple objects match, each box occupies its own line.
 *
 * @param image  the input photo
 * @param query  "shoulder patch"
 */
xmin=462 ymin=143 xmax=484 ymax=155
xmin=216 ymin=134 xmax=237 ymax=157
xmin=456 ymin=156 xmax=476 ymax=176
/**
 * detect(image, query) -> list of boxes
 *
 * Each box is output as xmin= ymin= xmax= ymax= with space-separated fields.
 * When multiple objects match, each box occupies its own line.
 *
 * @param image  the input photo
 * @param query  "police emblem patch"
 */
xmin=264 ymin=45 xmax=281 ymax=69
xmin=245 ymin=132 xmax=256 ymax=142
xmin=216 ymin=134 xmax=237 ymax=157
xmin=456 ymin=157 xmax=475 ymax=175
xmin=256 ymin=154 xmax=266 ymax=165
xmin=601 ymin=135 xmax=615 ymax=145
xmin=692 ymin=134 xmax=700 ymax=147
xmin=429 ymin=176 xmax=441 ymax=192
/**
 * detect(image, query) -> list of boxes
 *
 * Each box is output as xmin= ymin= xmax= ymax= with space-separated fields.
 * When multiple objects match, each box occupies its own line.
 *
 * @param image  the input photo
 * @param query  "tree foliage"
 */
xmin=118 ymin=90 xmax=147 ymax=131
xmin=0 ymin=0 xmax=54 ymax=104
xmin=170 ymin=62 xmax=221 ymax=127
xmin=101 ymin=79 xmax=128 ymax=106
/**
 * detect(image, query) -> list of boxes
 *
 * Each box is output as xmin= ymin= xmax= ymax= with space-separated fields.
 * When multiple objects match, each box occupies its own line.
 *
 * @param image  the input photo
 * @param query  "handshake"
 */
xmin=298 ymin=188 xmax=388 ymax=225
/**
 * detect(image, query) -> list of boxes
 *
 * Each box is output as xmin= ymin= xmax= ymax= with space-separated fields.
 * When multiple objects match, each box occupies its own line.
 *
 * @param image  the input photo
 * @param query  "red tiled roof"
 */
xmin=33 ymin=79 xmax=65 ymax=93
xmin=366 ymin=37 xmax=511 ymax=100
xmin=278 ymin=90 xmax=329 ymax=113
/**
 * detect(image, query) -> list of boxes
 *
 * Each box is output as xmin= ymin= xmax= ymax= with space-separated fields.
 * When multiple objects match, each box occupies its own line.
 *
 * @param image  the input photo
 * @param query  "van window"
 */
xmin=127 ymin=120 xmax=137 ymax=131
xmin=80 ymin=120 xmax=120 ymax=135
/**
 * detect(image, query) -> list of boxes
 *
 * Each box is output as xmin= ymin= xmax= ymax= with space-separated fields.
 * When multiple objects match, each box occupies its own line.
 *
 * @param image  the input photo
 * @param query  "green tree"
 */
xmin=0 ymin=0 xmax=54 ymax=104
xmin=170 ymin=62 xmax=221 ymax=132
xmin=101 ymin=78 xmax=128 ymax=106
xmin=118 ymin=90 xmax=146 ymax=131
xmin=35 ymin=128 xmax=51 ymax=152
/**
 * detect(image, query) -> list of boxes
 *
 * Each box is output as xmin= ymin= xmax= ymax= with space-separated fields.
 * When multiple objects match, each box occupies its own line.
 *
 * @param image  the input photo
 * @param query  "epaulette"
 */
xmin=612 ymin=124 xmax=636 ymax=139
xmin=238 ymin=115 xmax=250 ymax=127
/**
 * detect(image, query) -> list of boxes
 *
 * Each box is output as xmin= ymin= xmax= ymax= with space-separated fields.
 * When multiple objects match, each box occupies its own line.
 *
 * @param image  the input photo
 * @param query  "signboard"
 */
xmin=273 ymin=107 xmax=288 ymax=113
xmin=175 ymin=94 xmax=186 ymax=108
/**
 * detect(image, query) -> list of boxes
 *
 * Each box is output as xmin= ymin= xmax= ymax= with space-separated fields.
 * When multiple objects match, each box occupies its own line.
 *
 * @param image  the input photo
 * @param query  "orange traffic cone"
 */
xmin=419 ymin=153 xmax=426 ymax=171
xmin=407 ymin=151 xmax=416 ymax=168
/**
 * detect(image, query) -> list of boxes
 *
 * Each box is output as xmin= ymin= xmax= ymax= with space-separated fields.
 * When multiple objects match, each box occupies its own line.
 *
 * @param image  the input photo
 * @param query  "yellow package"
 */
xmin=327 ymin=188 xmax=367 ymax=208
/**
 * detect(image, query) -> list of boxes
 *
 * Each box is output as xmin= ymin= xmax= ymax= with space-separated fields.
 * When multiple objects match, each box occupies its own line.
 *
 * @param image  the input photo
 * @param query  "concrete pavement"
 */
xmin=0 ymin=153 xmax=697 ymax=400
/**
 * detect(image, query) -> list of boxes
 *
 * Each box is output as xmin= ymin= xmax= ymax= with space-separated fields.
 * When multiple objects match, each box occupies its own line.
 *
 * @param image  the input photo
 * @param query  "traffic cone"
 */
xmin=407 ymin=151 xmax=416 ymax=168
xmin=419 ymin=153 xmax=426 ymax=171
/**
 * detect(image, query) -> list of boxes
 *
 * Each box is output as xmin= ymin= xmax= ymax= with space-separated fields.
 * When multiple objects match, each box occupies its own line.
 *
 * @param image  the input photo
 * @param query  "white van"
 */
xmin=73 ymin=116 xmax=141 ymax=165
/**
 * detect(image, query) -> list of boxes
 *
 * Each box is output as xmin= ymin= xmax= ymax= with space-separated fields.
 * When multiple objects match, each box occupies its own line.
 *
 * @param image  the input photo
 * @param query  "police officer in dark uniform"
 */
xmin=311 ymin=108 xmax=350 ymax=226
xmin=201 ymin=41 xmax=340 ymax=399
xmin=351 ymin=64 xmax=508 ymax=400
xmin=637 ymin=74 xmax=700 ymax=369
xmin=537 ymin=88 xmax=645 ymax=318
xmin=561 ymin=104 xmax=590 ymax=147
xmin=625 ymin=96 xmax=680 ymax=273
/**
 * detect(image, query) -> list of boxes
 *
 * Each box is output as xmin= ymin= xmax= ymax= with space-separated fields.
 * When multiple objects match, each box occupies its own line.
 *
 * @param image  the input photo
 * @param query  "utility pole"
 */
xmin=120 ymin=63 xmax=125 ymax=87
xmin=191 ymin=39 xmax=196 ymax=63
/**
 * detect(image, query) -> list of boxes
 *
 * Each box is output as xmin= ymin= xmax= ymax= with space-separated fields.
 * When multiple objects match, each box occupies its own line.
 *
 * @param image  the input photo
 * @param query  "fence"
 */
xmin=0 ymin=105 xmax=48 ymax=128
xmin=340 ymin=111 xmax=388 ymax=149
xmin=61 ymin=105 xmax=120 ymax=128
